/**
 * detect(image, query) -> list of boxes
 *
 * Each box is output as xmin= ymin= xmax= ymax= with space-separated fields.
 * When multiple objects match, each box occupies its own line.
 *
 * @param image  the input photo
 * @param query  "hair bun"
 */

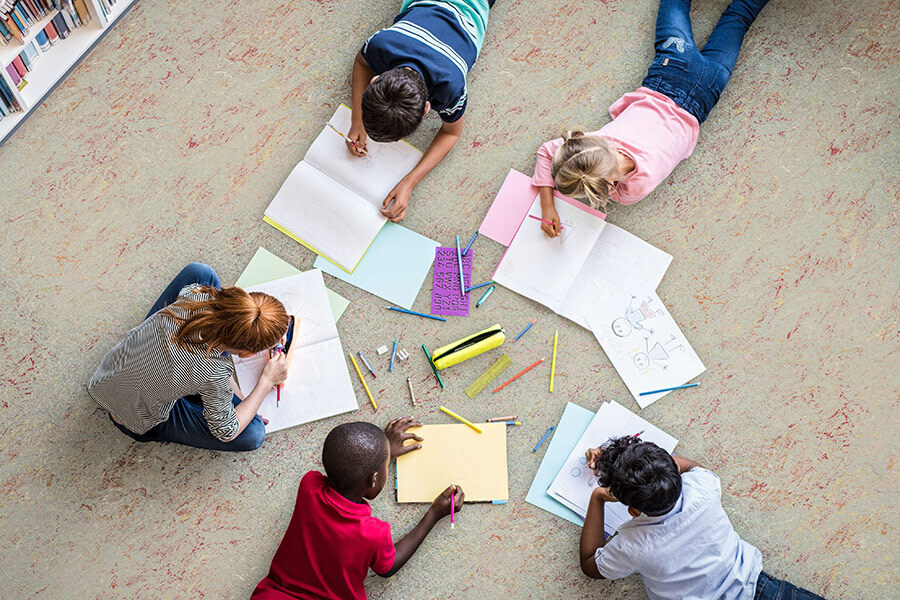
xmin=562 ymin=130 xmax=585 ymax=142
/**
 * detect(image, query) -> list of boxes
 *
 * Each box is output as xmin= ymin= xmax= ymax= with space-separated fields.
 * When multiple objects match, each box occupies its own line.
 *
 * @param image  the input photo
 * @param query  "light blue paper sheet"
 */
xmin=525 ymin=402 xmax=594 ymax=526
xmin=236 ymin=247 xmax=350 ymax=322
xmin=314 ymin=222 xmax=438 ymax=310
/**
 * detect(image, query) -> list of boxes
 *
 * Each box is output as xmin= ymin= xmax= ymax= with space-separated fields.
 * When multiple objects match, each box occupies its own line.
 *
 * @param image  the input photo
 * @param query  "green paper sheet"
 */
xmin=236 ymin=247 xmax=350 ymax=322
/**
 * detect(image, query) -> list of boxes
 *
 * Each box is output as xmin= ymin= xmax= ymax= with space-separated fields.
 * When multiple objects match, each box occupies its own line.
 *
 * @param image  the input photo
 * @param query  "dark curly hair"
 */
xmin=322 ymin=422 xmax=389 ymax=492
xmin=593 ymin=436 xmax=681 ymax=516
xmin=361 ymin=67 xmax=428 ymax=142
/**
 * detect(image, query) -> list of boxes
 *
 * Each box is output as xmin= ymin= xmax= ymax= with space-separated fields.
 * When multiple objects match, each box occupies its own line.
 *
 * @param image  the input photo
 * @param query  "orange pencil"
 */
xmin=493 ymin=358 xmax=545 ymax=393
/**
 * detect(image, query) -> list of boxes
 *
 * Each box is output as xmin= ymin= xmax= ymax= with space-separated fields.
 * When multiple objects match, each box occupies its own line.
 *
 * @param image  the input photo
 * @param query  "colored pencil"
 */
xmin=462 ymin=232 xmax=478 ymax=256
xmin=487 ymin=415 xmax=518 ymax=422
xmin=358 ymin=351 xmax=377 ymax=378
xmin=513 ymin=319 xmax=537 ymax=342
xmin=407 ymin=376 xmax=416 ymax=406
xmin=440 ymin=406 xmax=483 ymax=433
xmin=389 ymin=339 xmax=398 ymax=372
xmin=638 ymin=382 xmax=701 ymax=396
xmin=327 ymin=122 xmax=367 ymax=155
xmin=533 ymin=426 xmax=554 ymax=452
xmin=422 ymin=344 xmax=445 ymax=388
xmin=465 ymin=281 xmax=493 ymax=292
xmin=504 ymin=421 xmax=522 ymax=426
xmin=349 ymin=353 xmax=377 ymax=410
xmin=274 ymin=343 xmax=284 ymax=408
xmin=386 ymin=306 xmax=447 ymax=322
xmin=528 ymin=214 xmax=564 ymax=229
xmin=476 ymin=285 xmax=495 ymax=307
xmin=450 ymin=483 xmax=456 ymax=528
xmin=456 ymin=235 xmax=466 ymax=296
xmin=550 ymin=330 xmax=558 ymax=392
xmin=631 ymin=430 xmax=644 ymax=439
xmin=493 ymin=358 xmax=545 ymax=393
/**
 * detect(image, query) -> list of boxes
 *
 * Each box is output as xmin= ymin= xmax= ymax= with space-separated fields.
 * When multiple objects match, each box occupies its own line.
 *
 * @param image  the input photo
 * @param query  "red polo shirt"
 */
xmin=252 ymin=471 xmax=396 ymax=600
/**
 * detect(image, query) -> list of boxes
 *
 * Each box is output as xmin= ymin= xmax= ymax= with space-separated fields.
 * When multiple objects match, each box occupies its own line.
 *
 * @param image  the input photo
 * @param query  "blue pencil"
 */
xmin=386 ymin=306 xmax=447 ymax=322
xmin=389 ymin=339 xmax=398 ymax=372
xmin=639 ymin=382 xmax=701 ymax=396
xmin=456 ymin=235 xmax=466 ymax=296
xmin=462 ymin=232 xmax=478 ymax=256
xmin=533 ymin=426 xmax=555 ymax=452
xmin=476 ymin=285 xmax=495 ymax=308
xmin=513 ymin=319 xmax=537 ymax=342
xmin=465 ymin=281 xmax=493 ymax=292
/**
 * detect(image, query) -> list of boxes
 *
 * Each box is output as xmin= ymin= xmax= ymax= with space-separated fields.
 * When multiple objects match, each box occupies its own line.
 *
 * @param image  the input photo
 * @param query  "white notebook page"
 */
xmin=559 ymin=223 xmax=673 ymax=328
xmin=304 ymin=105 xmax=423 ymax=205
xmin=265 ymin=161 xmax=386 ymax=271
xmin=493 ymin=195 xmax=605 ymax=311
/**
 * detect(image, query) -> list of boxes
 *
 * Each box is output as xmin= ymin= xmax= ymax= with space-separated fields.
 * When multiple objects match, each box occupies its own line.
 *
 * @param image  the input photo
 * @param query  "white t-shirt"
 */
xmin=595 ymin=468 xmax=762 ymax=600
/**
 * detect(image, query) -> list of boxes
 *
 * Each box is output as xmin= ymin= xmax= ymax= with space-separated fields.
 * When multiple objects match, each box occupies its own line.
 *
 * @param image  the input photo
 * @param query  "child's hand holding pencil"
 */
xmin=429 ymin=484 xmax=465 ymax=520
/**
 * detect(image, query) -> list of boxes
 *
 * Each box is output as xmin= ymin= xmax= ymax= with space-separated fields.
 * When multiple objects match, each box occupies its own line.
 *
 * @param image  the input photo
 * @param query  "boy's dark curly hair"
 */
xmin=594 ymin=436 xmax=681 ymax=516
xmin=362 ymin=67 xmax=428 ymax=142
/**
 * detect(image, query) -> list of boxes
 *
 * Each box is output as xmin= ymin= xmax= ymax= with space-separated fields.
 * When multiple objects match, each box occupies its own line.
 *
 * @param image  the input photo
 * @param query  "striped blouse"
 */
xmin=87 ymin=286 xmax=240 ymax=442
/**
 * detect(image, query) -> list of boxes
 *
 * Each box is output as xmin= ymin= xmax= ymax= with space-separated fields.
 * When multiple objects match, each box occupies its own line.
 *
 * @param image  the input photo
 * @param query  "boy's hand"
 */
xmin=585 ymin=446 xmax=604 ymax=469
xmin=540 ymin=204 xmax=561 ymax=237
xmin=346 ymin=123 xmax=368 ymax=157
xmin=381 ymin=179 xmax=413 ymax=222
xmin=428 ymin=484 xmax=464 ymax=519
xmin=385 ymin=417 xmax=424 ymax=458
xmin=261 ymin=351 xmax=289 ymax=388
xmin=592 ymin=486 xmax=617 ymax=503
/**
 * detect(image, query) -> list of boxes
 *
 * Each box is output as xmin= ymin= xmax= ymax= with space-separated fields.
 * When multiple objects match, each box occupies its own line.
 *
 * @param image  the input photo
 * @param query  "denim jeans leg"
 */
xmin=754 ymin=571 xmax=827 ymax=600
xmin=700 ymin=0 xmax=769 ymax=75
xmin=145 ymin=263 xmax=222 ymax=319
xmin=651 ymin=0 xmax=696 ymax=53
xmin=138 ymin=394 xmax=266 ymax=452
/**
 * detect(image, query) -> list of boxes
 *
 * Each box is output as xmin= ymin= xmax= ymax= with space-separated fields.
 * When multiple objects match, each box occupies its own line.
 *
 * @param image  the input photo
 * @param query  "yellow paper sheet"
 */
xmin=395 ymin=423 xmax=509 ymax=503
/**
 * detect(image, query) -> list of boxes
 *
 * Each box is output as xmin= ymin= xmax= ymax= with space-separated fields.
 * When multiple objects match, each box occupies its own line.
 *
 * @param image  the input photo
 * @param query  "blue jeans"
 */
xmin=755 ymin=571 xmax=826 ymax=600
xmin=641 ymin=0 xmax=769 ymax=123
xmin=111 ymin=263 xmax=266 ymax=452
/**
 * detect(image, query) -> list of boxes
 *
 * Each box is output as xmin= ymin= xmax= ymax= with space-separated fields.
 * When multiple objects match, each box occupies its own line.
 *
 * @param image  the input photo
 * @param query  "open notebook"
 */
xmin=264 ymin=105 xmax=423 ymax=273
xmin=395 ymin=423 xmax=509 ymax=503
xmin=492 ymin=194 xmax=673 ymax=329
xmin=546 ymin=401 xmax=678 ymax=534
xmin=232 ymin=271 xmax=357 ymax=433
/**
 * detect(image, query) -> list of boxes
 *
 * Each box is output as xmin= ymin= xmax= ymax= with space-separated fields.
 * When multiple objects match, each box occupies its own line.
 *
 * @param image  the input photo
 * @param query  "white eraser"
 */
xmin=376 ymin=345 xmax=389 ymax=355
xmin=397 ymin=349 xmax=410 ymax=361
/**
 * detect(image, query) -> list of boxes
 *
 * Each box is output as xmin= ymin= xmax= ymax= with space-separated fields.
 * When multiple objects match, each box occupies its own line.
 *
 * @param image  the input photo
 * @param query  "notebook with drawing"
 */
xmin=395 ymin=423 xmax=509 ymax=503
xmin=263 ymin=104 xmax=423 ymax=273
xmin=492 ymin=194 xmax=674 ymax=329
xmin=232 ymin=270 xmax=358 ymax=433
xmin=546 ymin=401 xmax=678 ymax=534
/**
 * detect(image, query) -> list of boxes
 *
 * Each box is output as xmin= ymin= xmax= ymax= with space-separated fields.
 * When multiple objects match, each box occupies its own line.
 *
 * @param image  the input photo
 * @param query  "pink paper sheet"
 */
xmin=479 ymin=169 xmax=605 ymax=247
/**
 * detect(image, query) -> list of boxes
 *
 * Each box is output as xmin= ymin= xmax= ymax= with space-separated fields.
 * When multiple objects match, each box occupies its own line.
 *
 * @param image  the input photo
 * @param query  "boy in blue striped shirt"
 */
xmin=347 ymin=1 xmax=493 ymax=222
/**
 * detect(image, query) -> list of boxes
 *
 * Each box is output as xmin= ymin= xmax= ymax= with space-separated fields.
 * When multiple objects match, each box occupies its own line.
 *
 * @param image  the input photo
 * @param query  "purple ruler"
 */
xmin=431 ymin=246 xmax=473 ymax=316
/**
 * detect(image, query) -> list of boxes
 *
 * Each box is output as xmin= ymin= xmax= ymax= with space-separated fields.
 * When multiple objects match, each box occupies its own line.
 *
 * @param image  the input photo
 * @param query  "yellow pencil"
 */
xmin=550 ymin=330 xmax=558 ymax=392
xmin=439 ymin=406 xmax=483 ymax=433
xmin=349 ymin=352 xmax=377 ymax=410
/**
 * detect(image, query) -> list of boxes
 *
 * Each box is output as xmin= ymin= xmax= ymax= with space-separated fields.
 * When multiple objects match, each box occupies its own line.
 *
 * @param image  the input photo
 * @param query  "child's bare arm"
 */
xmin=375 ymin=485 xmax=464 ymax=577
xmin=580 ymin=486 xmax=617 ymax=578
xmin=347 ymin=52 xmax=374 ymax=156
xmin=538 ymin=186 xmax=561 ymax=237
xmin=673 ymin=455 xmax=702 ymax=474
xmin=380 ymin=118 xmax=464 ymax=222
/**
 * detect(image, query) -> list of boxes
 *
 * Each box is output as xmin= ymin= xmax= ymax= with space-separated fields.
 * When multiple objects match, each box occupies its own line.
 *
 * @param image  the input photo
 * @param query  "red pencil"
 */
xmin=493 ymin=358 xmax=545 ymax=393
xmin=528 ymin=215 xmax=565 ymax=230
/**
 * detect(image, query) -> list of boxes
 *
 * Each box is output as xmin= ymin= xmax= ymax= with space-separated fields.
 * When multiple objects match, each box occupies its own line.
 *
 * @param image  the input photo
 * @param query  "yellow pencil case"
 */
xmin=431 ymin=324 xmax=505 ymax=370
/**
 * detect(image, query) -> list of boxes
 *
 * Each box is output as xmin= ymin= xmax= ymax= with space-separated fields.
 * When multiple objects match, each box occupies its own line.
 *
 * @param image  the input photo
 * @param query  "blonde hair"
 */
xmin=164 ymin=286 xmax=289 ymax=356
xmin=550 ymin=131 xmax=619 ymax=210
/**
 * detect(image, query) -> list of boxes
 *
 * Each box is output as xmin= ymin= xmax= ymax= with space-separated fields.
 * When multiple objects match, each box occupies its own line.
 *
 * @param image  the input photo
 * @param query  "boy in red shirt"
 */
xmin=252 ymin=418 xmax=463 ymax=600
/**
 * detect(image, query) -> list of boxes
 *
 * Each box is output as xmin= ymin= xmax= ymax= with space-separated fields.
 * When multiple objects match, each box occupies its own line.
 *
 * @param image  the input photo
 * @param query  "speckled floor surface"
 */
xmin=1 ymin=0 xmax=897 ymax=598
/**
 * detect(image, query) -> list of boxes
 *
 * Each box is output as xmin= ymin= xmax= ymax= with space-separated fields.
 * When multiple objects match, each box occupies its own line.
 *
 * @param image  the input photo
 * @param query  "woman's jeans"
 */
xmin=110 ymin=263 xmax=266 ymax=452
xmin=641 ymin=0 xmax=769 ymax=123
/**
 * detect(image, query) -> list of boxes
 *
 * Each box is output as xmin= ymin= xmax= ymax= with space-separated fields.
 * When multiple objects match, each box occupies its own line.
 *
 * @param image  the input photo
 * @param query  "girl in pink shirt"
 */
xmin=536 ymin=0 xmax=769 ymax=236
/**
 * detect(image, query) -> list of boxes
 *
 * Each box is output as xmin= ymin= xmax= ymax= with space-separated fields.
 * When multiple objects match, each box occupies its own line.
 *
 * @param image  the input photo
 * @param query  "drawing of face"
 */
xmin=633 ymin=353 xmax=650 ymax=369
xmin=611 ymin=317 xmax=632 ymax=337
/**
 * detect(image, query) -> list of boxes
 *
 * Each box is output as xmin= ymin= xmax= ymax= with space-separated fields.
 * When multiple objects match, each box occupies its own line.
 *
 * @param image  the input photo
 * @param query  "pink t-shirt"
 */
xmin=532 ymin=87 xmax=700 ymax=205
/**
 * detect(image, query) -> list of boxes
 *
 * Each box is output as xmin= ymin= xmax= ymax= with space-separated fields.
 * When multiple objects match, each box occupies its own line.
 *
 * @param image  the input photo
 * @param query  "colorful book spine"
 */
xmin=34 ymin=26 xmax=47 ymax=48
xmin=44 ymin=20 xmax=58 ymax=45
xmin=51 ymin=12 xmax=67 ymax=38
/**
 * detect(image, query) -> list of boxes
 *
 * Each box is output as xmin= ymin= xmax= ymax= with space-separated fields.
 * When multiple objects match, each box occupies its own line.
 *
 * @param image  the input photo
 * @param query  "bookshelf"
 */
xmin=0 ymin=0 xmax=137 ymax=146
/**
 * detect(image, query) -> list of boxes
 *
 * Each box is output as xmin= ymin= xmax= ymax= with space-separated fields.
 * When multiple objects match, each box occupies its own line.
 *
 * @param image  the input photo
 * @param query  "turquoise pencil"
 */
xmin=422 ymin=344 xmax=445 ymax=388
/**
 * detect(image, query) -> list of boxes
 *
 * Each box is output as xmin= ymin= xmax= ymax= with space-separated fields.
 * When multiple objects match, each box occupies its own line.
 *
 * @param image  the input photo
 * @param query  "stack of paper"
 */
xmin=545 ymin=401 xmax=678 ymax=534
xmin=232 ymin=270 xmax=358 ymax=433
xmin=264 ymin=105 xmax=423 ymax=273
xmin=395 ymin=423 xmax=509 ymax=503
